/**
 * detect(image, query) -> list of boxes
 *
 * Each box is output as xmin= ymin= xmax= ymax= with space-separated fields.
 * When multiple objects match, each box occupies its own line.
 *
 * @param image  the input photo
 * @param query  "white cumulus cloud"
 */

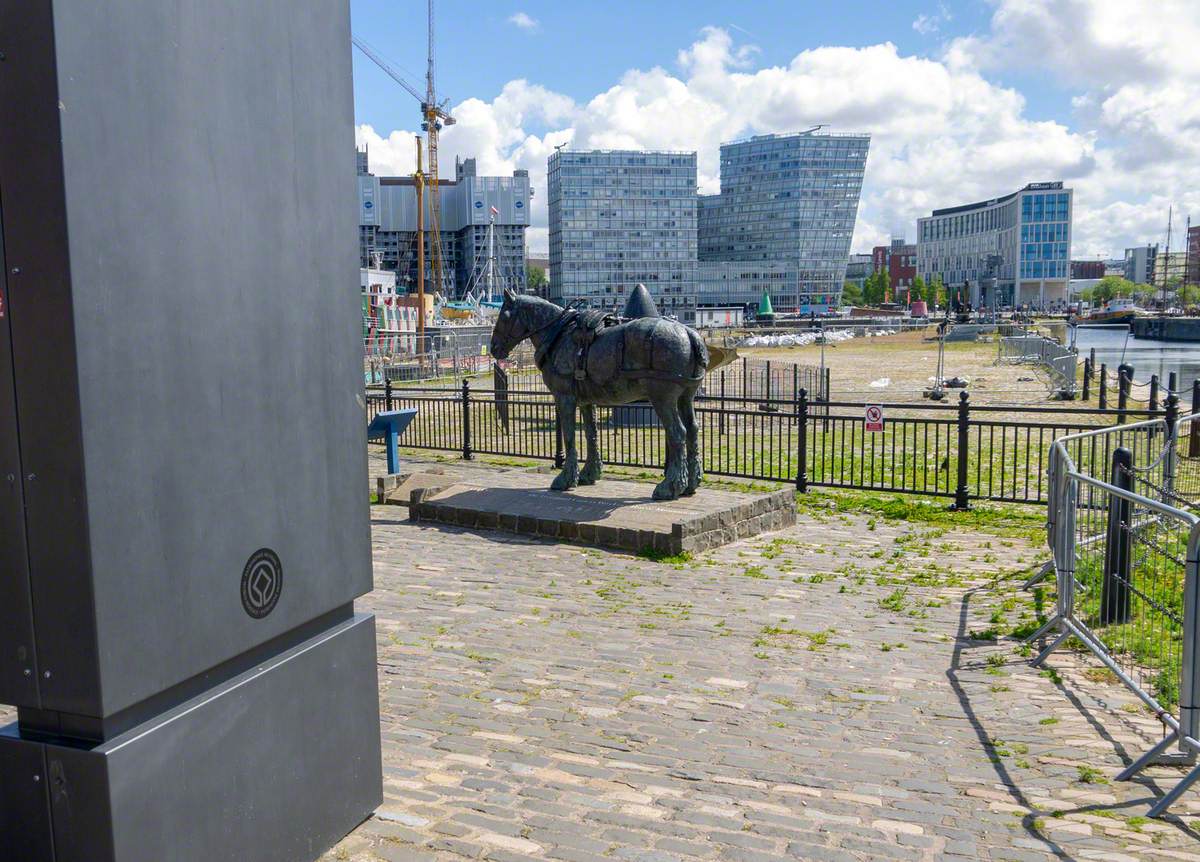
xmin=359 ymin=5 xmax=1198 ymax=259
xmin=507 ymin=12 xmax=539 ymax=32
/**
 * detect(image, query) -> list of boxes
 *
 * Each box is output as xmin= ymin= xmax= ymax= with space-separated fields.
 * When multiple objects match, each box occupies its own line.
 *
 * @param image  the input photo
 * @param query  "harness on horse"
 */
xmin=534 ymin=308 xmax=705 ymax=394
xmin=534 ymin=308 xmax=618 ymax=380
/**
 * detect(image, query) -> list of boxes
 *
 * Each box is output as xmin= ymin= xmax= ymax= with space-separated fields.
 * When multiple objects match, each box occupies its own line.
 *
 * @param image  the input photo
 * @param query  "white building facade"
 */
xmin=917 ymin=182 xmax=1072 ymax=310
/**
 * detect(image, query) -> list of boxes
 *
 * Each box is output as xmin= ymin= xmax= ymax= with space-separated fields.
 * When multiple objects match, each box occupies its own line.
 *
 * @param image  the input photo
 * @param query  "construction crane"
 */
xmin=352 ymin=0 xmax=455 ymax=302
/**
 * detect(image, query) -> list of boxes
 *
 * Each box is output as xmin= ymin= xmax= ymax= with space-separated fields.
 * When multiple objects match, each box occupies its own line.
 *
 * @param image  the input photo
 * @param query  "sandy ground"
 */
xmin=743 ymin=329 xmax=1067 ymax=405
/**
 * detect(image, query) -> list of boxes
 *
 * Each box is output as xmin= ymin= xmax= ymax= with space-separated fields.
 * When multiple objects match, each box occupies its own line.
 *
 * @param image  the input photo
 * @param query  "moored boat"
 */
xmin=1071 ymin=297 xmax=1140 ymax=326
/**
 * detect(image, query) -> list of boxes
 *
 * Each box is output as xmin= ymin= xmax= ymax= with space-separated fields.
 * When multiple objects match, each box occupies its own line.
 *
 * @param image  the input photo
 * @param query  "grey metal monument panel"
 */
xmin=2 ymin=614 xmax=382 ymax=862
xmin=0 ymin=0 xmax=99 ymax=714
xmin=0 ymin=0 xmax=372 ymax=718
xmin=0 ymin=213 xmax=41 ymax=709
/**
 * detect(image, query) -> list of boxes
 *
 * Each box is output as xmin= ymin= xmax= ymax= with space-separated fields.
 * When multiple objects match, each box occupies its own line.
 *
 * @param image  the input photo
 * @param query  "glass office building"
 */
xmin=548 ymin=149 xmax=698 ymax=321
xmin=698 ymin=131 xmax=870 ymax=313
xmin=917 ymin=182 xmax=1072 ymax=310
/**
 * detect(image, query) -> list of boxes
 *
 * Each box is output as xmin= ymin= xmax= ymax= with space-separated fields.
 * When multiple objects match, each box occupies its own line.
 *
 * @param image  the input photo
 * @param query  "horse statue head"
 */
xmin=489 ymin=288 xmax=526 ymax=360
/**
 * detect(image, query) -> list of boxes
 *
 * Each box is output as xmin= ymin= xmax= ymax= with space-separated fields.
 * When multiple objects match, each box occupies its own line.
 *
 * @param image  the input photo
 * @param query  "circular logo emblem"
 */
xmin=515 ymin=200 xmax=524 ymax=209
xmin=363 ymin=200 xmax=374 ymax=209
xmin=474 ymin=200 xmax=484 ymax=209
xmin=240 ymin=549 xmax=282 ymax=619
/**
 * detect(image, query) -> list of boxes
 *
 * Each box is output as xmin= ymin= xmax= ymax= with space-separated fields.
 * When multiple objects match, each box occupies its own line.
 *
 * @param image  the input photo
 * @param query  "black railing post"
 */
xmin=1149 ymin=374 xmax=1160 ymax=415
xmin=385 ymin=377 xmax=394 ymax=412
xmin=1099 ymin=363 xmax=1108 ymax=410
xmin=824 ymin=366 xmax=831 ymax=401
xmin=1101 ymin=446 xmax=1133 ymax=625
xmin=742 ymin=356 xmax=748 ymax=399
xmin=719 ymin=371 xmax=727 ymax=436
xmin=554 ymin=414 xmax=565 ymax=468
xmin=796 ymin=388 xmax=808 ymax=492
xmin=1082 ymin=357 xmax=1091 ymax=401
xmin=1191 ymin=380 xmax=1200 ymax=458
xmin=1166 ymin=392 xmax=1180 ymax=435
xmin=765 ymin=359 xmax=772 ymax=402
xmin=461 ymin=378 xmax=473 ymax=460
xmin=952 ymin=390 xmax=971 ymax=510
xmin=1117 ymin=368 xmax=1130 ymax=424
xmin=1169 ymin=371 xmax=1178 ymax=397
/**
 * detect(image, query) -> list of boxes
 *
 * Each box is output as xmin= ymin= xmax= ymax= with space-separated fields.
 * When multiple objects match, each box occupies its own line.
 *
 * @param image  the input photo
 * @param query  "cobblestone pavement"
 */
xmin=329 ymin=460 xmax=1200 ymax=861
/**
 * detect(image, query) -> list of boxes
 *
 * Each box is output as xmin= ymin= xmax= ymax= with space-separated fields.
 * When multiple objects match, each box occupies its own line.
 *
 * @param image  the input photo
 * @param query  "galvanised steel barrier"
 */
xmin=1037 ymin=405 xmax=1200 ymax=816
xmin=367 ymin=383 xmax=1168 ymax=507
xmin=999 ymin=327 xmax=1078 ymax=393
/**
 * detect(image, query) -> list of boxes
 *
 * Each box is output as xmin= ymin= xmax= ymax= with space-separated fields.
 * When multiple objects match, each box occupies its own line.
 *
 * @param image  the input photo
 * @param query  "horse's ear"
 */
xmin=504 ymin=288 xmax=517 ymax=303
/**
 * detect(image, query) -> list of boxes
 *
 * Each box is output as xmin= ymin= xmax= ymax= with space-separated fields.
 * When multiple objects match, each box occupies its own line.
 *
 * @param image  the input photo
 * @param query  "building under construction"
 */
xmin=356 ymin=148 xmax=531 ymax=299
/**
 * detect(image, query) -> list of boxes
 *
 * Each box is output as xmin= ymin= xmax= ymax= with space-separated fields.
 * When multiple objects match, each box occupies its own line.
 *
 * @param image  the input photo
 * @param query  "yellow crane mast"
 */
xmin=352 ymin=0 xmax=456 ymax=299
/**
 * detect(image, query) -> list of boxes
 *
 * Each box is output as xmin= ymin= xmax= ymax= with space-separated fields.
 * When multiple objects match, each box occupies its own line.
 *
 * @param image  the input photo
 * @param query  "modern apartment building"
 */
xmin=1123 ymin=245 xmax=1157 ymax=285
xmin=873 ymin=237 xmax=917 ymax=302
xmin=1189 ymin=226 xmax=1200 ymax=285
xmin=917 ymin=182 xmax=1072 ymax=309
xmin=547 ymin=149 xmax=698 ymax=320
xmin=356 ymin=148 xmax=531 ymax=299
xmin=1070 ymin=260 xmax=1106 ymax=280
xmin=697 ymin=131 xmax=870 ymax=313
xmin=844 ymin=253 xmax=874 ymax=292
xmin=1154 ymin=251 xmax=1189 ymax=288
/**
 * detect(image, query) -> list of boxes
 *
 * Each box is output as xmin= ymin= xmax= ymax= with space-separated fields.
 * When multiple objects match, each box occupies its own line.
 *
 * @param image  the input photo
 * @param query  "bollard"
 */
xmin=461 ymin=378 xmax=473 ymax=460
xmin=1117 ymin=368 xmax=1130 ymax=424
xmin=951 ymin=391 xmax=971 ymax=510
xmin=796 ymin=388 xmax=808 ymax=492
xmin=1150 ymin=374 xmax=1160 ymax=415
xmin=1191 ymin=380 xmax=1200 ymax=458
xmin=1101 ymin=447 xmax=1133 ymax=625
xmin=1082 ymin=357 xmax=1091 ymax=401
xmin=1169 ymin=371 xmax=1178 ymax=397
xmin=1099 ymin=364 xmax=1108 ymax=410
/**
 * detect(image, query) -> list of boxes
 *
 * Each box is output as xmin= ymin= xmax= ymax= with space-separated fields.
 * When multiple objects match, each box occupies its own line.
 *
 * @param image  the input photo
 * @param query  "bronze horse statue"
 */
xmin=490 ymin=289 xmax=708 ymax=500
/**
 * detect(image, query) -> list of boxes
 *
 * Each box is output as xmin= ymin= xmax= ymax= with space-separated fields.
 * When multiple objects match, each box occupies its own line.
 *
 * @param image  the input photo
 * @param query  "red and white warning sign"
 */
xmin=864 ymin=404 xmax=884 ymax=433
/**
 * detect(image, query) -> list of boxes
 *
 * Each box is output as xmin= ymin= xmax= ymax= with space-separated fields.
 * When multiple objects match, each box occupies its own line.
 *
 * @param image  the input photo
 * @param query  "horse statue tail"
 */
xmin=686 ymin=327 xmax=709 ymax=379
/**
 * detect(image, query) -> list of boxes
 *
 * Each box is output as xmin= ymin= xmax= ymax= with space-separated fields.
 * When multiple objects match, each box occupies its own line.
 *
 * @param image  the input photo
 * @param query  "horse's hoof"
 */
xmin=652 ymin=480 xmax=680 ymax=501
xmin=681 ymin=486 xmax=697 ymax=497
xmin=579 ymin=462 xmax=603 ymax=485
xmin=550 ymin=472 xmax=578 ymax=492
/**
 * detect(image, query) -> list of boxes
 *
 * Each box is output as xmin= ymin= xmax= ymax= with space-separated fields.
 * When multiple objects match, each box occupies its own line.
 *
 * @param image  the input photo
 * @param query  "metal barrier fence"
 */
xmin=367 ymin=383 xmax=1169 ymax=507
xmin=999 ymin=327 xmax=1078 ymax=392
xmin=1038 ymin=405 xmax=1200 ymax=816
xmin=704 ymin=357 xmax=827 ymax=403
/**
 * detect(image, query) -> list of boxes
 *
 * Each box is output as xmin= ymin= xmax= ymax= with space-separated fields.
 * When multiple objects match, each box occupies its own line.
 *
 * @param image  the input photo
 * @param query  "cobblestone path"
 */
xmin=328 ymin=464 xmax=1200 ymax=862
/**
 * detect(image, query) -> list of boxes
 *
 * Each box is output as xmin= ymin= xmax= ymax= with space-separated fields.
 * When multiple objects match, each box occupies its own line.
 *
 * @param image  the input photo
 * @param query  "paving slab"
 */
xmin=407 ymin=469 xmax=796 ymax=554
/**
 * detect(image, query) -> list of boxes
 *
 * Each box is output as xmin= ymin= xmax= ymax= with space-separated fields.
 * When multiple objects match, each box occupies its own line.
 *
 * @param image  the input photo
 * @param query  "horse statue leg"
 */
xmin=679 ymin=391 xmax=701 ymax=496
xmin=551 ymin=394 xmax=579 ymax=491
xmin=648 ymin=388 xmax=688 ymax=500
xmin=578 ymin=404 xmax=603 ymax=485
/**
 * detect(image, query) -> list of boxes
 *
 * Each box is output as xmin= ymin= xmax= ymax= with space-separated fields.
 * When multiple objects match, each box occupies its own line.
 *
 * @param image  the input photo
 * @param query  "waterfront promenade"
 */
xmin=324 ymin=456 xmax=1200 ymax=862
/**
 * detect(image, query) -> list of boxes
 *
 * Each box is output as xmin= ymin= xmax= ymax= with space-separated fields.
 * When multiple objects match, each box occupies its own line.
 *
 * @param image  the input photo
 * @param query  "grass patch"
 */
xmin=636 ymin=547 xmax=693 ymax=565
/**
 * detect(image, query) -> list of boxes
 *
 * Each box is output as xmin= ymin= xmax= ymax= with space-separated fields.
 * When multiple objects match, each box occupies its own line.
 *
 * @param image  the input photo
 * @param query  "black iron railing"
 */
xmin=367 ymin=381 xmax=1191 ymax=507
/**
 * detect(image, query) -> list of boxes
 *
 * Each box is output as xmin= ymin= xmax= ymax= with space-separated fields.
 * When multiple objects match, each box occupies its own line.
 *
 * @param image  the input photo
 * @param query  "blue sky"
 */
xmin=349 ymin=1 xmax=1200 ymax=258
xmin=351 ymin=1 xmax=1067 ymax=134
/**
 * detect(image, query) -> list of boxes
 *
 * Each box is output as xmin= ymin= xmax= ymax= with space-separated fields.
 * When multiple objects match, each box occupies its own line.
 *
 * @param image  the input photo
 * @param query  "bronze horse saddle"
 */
xmin=534 ymin=308 xmax=619 ymax=383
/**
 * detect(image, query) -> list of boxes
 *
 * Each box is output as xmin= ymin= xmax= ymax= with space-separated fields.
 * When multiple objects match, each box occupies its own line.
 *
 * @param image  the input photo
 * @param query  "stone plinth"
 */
xmin=407 ymin=471 xmax=795 ymax=555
